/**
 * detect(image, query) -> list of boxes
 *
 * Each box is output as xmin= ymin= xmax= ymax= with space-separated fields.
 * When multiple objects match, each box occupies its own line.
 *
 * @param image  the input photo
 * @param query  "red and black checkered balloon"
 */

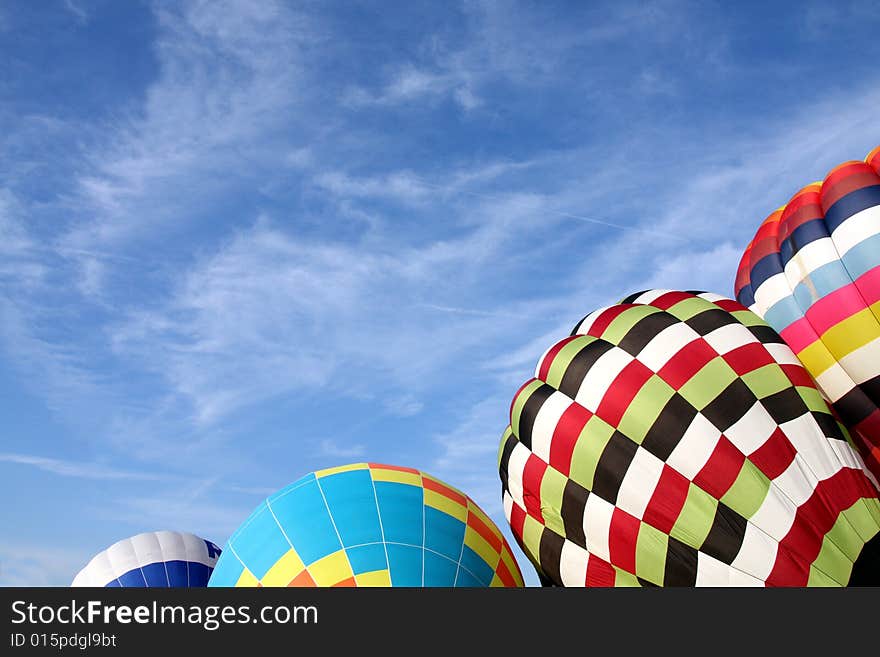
xmin=498 ymin=290 xmax=880 ymax=586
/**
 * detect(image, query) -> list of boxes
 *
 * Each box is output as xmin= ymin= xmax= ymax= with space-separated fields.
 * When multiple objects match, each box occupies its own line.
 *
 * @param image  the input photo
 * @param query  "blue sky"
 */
xmin=1 ymin=0 xmax=878 ymax=587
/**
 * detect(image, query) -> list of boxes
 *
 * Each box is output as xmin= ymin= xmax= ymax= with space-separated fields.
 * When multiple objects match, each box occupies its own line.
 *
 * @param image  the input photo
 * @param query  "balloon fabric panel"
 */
xmin=208 ymin=463 xmax=524 ymax=587
xmin=498 ymin=290 xmax=880 ymax=586
xmin=735 ymin=147 xmax=880 ymax=478
xmin=71 ymin=531 xmax=222 ymax=587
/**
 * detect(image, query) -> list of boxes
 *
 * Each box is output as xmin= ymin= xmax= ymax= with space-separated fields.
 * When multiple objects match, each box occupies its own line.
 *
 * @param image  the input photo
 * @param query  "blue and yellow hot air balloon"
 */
xmin=71 ymin=530 xmax=222 ymax=587
xmin=208 ymin=463 xmax=524 ymax=587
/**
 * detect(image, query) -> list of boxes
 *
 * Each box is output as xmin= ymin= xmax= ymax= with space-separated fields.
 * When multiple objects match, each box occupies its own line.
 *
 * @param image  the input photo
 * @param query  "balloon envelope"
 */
xmin=499 ymin=290 xmax=880 ymax=586
xmin=72 ymin=530 xmax=222 ymax=587
xmin=208 ymin=463 xmax=524 ymax=587
xmin=735 ymin=146 xmax=880 ymax=478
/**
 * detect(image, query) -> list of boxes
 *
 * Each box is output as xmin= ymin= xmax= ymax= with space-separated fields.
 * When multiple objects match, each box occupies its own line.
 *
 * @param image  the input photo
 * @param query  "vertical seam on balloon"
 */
xmin=367 ymin=468 xmax=392 ymax=585
xmin=452 ymin=503 xmax=468 ymax=587
xmin=314 ymin=477 xmax=350 ymax=579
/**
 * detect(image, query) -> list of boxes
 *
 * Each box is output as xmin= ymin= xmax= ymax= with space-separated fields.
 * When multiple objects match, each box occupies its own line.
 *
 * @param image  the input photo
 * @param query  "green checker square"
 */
xmin=731 ymin=309 xmax=766 ymax=327
xmin=665 ymin=296 xmax=716 ymax=321
xmin=843 ymin=498 xmax=880 ymax=549
xmin=821 ymin=499 xmax=874 ymax=563
xmin=807 ymin=563 xmax=843 ymax=587
xmin=539 ymin=467 xmax=569 ymax=537
xmin=510 ymin=379 xmax=546 ymax=437
xmin=670 ymin=483 xmax=717 ymax=548
xmin=796 ymin=386 xmax=832 ymax=414
xmin=809 ymin=523 xmax=859 ymax=586
xmin=521 ymin=513 xmax=545 ymax=562
xmin=617 ymin=375 xmax=676 ymax=444
xmin=612 ymin=567 xmax=641 ymax=587
xmin=635 ymin=521 xmax=668 ymax=586
xmin=544 ymin=335 xmax=597 ymax=390
xmin=719 ymin=460 xmax=770 ymax=520
xmin=678 ymin=357 xmax=738 ymax=410
xmin=568 ymin=415 xmax=616 ymax=490
xmin=602 ymin=305 xmax=660 ymax=344
xmin=741 ymin=364 xmax=792 ymax=399
xmin=498 ymin=425 xmax=514 ymax=469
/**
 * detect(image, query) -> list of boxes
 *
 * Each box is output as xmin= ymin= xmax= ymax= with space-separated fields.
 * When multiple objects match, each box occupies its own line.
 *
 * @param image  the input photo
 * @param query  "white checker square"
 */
xmin=583 ymin=493 xmax=615 ymax=563
xmin=574 ymin=347 xmax=634 ymax=412
xmin=616 ymin=447 xmax=664 ymax=520
xmin=725 ymin=402 xmax=779 ymax=456
xmin=530 ymin=391 xmax=572 ymax=463
xmin=666 ymin=413 xmax=721 ymax=480
xmin=638 ymin=322 xmax=700 ymax=371
xmin=559 ymin=539 xmax=590 ymax=586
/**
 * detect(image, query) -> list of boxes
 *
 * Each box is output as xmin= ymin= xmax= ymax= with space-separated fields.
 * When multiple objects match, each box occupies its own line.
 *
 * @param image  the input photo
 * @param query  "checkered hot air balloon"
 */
xmin=71 ymin=530 xmax=222 ymax=587
xmin=735 ymin=145 xmax=880 ymax=479
xmin=498 ymin=290 xmax=880 ymax=586
xmin=207 ymin=463 xmax=524 ymax=587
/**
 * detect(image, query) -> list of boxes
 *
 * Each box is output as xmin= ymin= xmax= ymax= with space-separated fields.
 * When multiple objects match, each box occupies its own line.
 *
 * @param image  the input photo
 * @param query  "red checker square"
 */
xmin=522 ymin=455 xmax=548 ymax=522
xmin=607 ymin=507 xmax=640 ymax=574
xmin=597 ymin=359 xmax=653 ymax=427
xmin=651 ymin=291 xmax=694 ymax=310
xmin=658 ymin=339 xmax=717 ymax=390
xmin=748 ymin=428 xmax=797 ymax=480
xmin=817 ymin=469 xmax=872 ymax=520
xmin=584 ymin=305 xmax=635 ymax=337
xmin=549 ymin=403 xmax=592 ymax=476
xmin=585 ymin=554 xmax=617 ymax=587
xmin=723 ymin=342 xmax=774 ymax=376
xmin=693 ymin=436 xmax=746 ymax=499
xmin=780 ymin=363 xmax=816 ymax=389
xmin=713 ymin=298 xmax=747 ymax=313
xmin=766 ymin=546 xmax=809 ymax=587
xmin=509 ymin=499 xmax=527 ymax=539
xmin=642 ymin=465 xmax=690 ymax=535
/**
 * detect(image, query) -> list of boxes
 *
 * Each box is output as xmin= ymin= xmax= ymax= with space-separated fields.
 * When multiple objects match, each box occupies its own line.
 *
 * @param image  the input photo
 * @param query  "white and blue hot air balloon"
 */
xmin=71 ymin=530 xmax=222 ymax=587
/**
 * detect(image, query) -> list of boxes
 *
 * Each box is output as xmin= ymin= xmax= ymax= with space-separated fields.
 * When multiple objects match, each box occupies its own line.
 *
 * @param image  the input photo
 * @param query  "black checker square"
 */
xmin=560 ymin=479 xmax=590 ymax=547
xmin=517 ymin=383 xmax=556 ymax=450
xmin=642 ymin=393 xmax=699 ymax=461
xmin=760 ymin=387 xmax=810 ymax=425
xmin=701 ymin=378 xmax=759 ymax=432
xmin=700 ymin=501 xmax=747 ymax=565
xmin=592 ymin=430 xmax=639 ymax=504
xmin=618 ymin=311 xmax=680 ymax=356
xmin=684 ymin=308 xmax=739 ymax=335
xmin=558 ymin=339 xmax=615 ymax=399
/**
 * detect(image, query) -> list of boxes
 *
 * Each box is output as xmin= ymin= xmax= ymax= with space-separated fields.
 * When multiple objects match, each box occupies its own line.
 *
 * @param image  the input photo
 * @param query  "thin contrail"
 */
xmin=410 ymin=176 xmax=688 ymax=242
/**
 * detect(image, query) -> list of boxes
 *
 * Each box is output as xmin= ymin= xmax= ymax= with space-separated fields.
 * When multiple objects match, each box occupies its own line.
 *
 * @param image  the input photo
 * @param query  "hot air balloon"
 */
xmin=208 ymin=462 xmax=524 ymax=587
xmin=735 ymin=145 xmax=880 ymax=478
xmin=72 ymin=530 xmax=222 ymax=587
xmin=498 ymin=290 xmax=880 ymax=586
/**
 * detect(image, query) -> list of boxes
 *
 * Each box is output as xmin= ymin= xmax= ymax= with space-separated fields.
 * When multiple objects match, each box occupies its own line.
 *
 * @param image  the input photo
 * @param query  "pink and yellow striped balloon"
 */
xmin=735 ymin=146 xmax=880 ymax=480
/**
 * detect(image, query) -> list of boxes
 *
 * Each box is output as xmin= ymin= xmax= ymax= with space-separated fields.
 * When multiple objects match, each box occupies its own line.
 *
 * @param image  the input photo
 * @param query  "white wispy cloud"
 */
xmin=0 ymin=541 xmax=92 ymax=587
xmin=62 ymin=0 xmax=88 ymax=24
xmin=0 ymin=452 xmax=167 ymax=481
xmin=64 ymin=0 xmax=317 ymax=257
xmin=317 ymin=439 xmax=368 ymax=459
